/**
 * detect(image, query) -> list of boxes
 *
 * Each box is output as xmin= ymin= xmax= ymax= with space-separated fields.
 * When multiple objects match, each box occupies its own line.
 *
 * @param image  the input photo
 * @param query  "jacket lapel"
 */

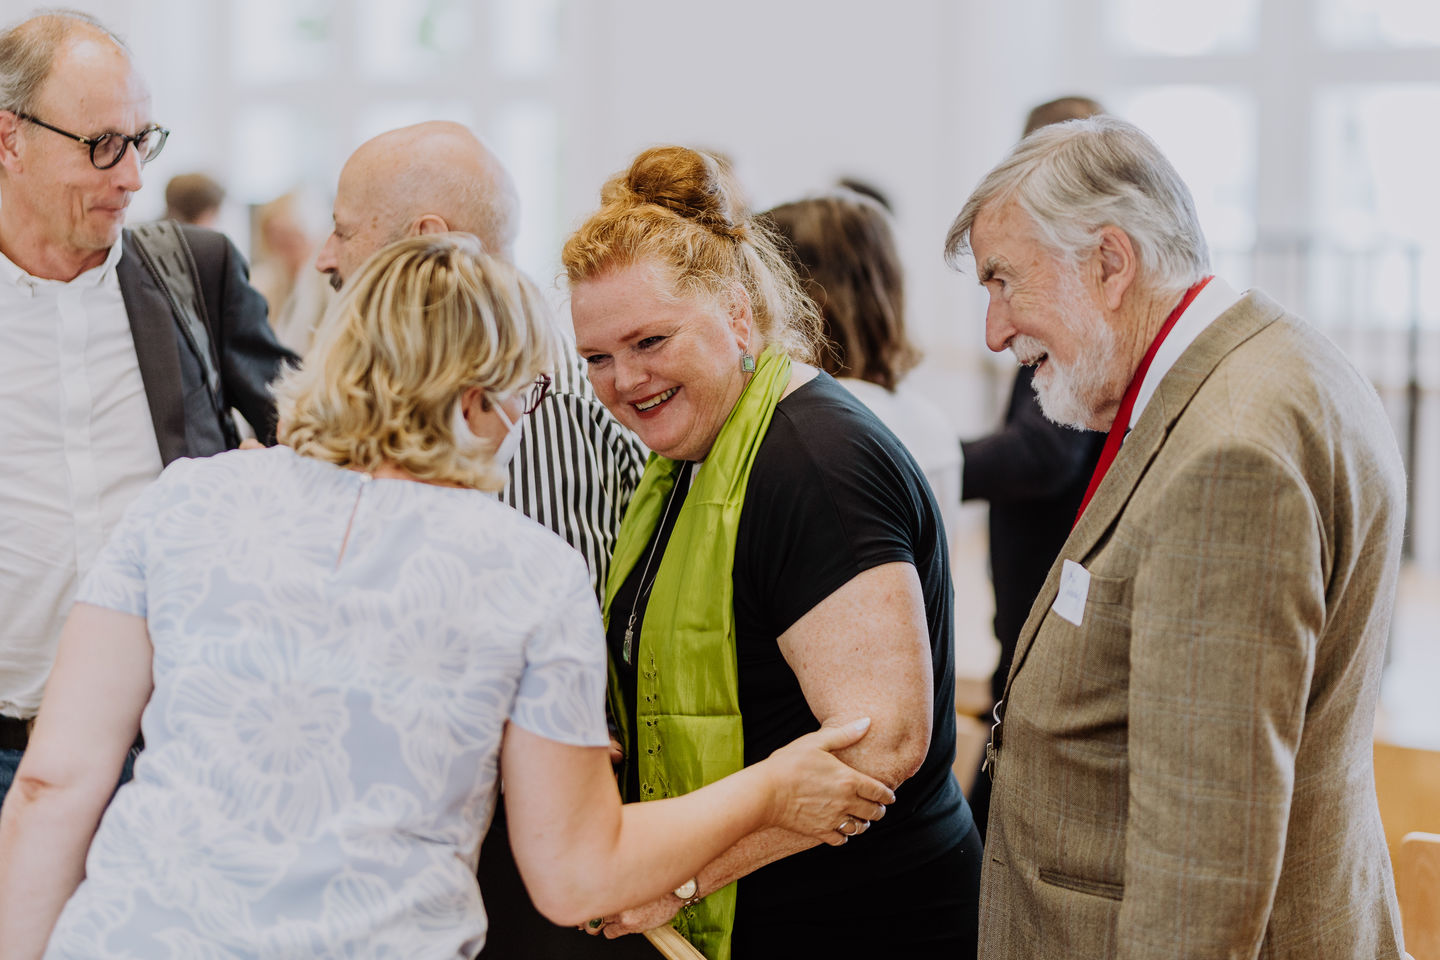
xmin=116 ymin=231 xmax=188 ymax=465
xmin=998 ymin=291 xmax=1288 ymax=707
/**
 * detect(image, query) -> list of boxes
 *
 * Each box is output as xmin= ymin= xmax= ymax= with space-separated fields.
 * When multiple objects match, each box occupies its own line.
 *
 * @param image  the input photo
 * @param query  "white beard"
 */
xmin=1012 ymin=289 xmax=1120 ymax=431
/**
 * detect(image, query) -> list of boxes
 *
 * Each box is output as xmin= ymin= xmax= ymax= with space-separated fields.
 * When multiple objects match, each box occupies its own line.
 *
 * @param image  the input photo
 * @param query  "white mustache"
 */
xmin=1009 ymin=336 xmax=1048 ymax=367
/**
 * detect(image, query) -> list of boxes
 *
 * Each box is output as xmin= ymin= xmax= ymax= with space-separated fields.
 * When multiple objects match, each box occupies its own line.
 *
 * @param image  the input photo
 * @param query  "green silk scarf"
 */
xmin=602 ymin=347 xmax=792 ymax=960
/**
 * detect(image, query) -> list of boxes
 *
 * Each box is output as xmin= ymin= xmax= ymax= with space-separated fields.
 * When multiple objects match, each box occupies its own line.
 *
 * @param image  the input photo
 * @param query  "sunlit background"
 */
xmin=4 ymin=0 xmax=1437 ymax=748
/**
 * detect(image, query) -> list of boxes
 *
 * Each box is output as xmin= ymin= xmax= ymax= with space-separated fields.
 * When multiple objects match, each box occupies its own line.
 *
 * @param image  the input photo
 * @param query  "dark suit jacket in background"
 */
xmin=961 ymin=368 xmax=1104 ymax=840
xmin=116 ymin=224 xmax=296 ymax=463
xmin=962 ymin=366 xmax=1105 ymax=703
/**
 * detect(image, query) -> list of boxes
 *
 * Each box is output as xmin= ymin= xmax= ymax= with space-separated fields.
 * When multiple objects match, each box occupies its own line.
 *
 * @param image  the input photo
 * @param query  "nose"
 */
xmin=983 ymin=297 xmax=1015 ymax=354
xmin=112 ymin=144 xmax=144 ymax=192
xmin=315 ymin=233 xmax=339 ymax=276
xmin=612 ymin=352 xmax=647 ymax=395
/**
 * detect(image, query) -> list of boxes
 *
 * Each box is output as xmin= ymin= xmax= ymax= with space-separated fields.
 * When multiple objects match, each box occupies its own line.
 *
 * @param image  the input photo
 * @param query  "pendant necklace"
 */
xmin=623 ymin=461 xmax=692 ymax=665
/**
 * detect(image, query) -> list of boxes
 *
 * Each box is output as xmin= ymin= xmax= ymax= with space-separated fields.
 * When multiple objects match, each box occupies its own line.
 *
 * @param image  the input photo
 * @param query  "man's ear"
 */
xmin=410 ymin=214 xmax=450 ymax=237
xmin=0 ymin=111 xmax=25 ymax=173
xmin=1094 ymin=225 xmax=1138 ymax=311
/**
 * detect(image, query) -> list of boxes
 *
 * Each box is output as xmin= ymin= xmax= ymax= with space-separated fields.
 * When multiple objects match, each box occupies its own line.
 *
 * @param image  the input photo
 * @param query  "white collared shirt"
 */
xmin=0 ymin=237 xmax=163 ymax=718
xmin=1128 ymin=277 xmax=1243 ymax=433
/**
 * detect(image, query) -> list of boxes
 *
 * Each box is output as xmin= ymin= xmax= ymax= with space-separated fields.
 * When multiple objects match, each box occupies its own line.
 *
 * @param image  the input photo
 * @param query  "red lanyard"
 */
xmin=1074 ymin=276 xmax=1213 ymax=525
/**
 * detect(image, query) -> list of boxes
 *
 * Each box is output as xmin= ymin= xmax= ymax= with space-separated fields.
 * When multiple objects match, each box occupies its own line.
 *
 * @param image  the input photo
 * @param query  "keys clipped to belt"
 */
xmin=981 ymin=698 xmax=1004 ymax=780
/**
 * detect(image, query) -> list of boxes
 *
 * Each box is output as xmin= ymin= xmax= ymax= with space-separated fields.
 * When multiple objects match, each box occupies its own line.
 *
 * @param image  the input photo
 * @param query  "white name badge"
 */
xmin=1051 ymin=559 xmax=1091 ymax=626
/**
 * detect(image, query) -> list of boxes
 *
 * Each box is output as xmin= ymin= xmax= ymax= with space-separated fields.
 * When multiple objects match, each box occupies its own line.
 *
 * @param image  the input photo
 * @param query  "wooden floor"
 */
xmin=1377 ymin=564 xmax=1440 ymax=753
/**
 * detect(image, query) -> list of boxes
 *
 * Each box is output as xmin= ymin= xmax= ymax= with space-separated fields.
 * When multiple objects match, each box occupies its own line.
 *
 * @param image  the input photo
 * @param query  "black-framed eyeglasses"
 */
xmin=15 ymin=112 xmax=169 ymax=170
xmin=521 ymin=374 xmax=551 ymax=415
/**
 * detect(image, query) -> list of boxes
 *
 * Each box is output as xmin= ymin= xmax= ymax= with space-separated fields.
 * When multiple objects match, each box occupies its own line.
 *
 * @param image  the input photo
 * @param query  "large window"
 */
xmin=1068 ymin=0 xmax=1439 ymax=329
xmin=1068 ymin=0 xmax=1440 ymax=565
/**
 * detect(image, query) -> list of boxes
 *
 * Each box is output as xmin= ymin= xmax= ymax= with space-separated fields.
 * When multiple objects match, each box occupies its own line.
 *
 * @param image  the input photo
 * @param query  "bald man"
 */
xmin=318 ymin=121 xmax=643 ymax=595
xmin=317 ymin=121 xmax=518 ymax=287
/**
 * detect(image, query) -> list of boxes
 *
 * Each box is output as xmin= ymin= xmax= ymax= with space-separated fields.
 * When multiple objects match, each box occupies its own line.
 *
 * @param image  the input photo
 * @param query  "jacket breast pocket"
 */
xmin=1043 ymin=569 xmax=1131 ymax=634
xmin=1083 ymin=571 xmax=1130 ymax=610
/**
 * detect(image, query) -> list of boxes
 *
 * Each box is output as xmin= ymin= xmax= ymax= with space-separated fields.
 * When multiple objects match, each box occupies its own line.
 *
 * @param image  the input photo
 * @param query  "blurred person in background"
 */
xmin=764 ymin=188 xmax=962 ymax=600
xmin=566 ymin=146 xmax=979 ymax=960
xmin=162 ymin=171 xmax=224 ymax=228
xmin=835 ymin=175 xmax=893 ymax=212
xmin=959 ymin=94 xmax=1108 ymax=837
xmin=0 ymin=233 xmax=894 ymax=959
xmin=0 ymin=10 xmax=290 ymax=809
xmin=251 ymin=190 xmax=332 ymax=354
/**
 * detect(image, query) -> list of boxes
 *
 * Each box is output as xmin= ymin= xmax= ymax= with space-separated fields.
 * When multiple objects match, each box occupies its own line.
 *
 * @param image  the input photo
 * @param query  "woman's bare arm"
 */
xmin=0 ymin=604 xmax=153 ymax=960
xmin=596 ymin=560 xmax=933 ymax=935
xmin=501 ymin=715 xmax=891 ymax=926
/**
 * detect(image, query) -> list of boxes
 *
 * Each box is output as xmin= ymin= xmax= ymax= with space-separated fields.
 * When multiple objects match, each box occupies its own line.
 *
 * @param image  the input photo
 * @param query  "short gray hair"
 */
xmin=0 ymin=9 xmax=127 ymax=115
xmin=945 ymin=116 xmax=1210 ymax=295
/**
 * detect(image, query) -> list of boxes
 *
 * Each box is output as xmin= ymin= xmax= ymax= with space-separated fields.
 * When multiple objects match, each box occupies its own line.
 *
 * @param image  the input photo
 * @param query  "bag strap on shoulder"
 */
xmin=125 ymin=220 xmax=239 ymax=448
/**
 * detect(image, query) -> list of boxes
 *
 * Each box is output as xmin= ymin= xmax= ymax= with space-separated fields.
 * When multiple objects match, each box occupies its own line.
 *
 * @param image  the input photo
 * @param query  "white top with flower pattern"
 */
xmin=44 ymin=445 xmax=609 ymax=960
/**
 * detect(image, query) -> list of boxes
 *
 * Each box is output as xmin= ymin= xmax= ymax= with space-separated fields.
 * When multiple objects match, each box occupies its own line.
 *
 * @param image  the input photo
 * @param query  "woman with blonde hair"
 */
xmin=0 ymin=234 xmax=892 ymax=959
xmin=566 ymin=150 xmax=981 ymax=959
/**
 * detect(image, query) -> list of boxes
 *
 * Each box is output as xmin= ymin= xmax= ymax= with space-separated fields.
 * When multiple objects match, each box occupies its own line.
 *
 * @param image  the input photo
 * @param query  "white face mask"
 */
xmin=453 ymin=393 xmax=524 ymax=469
xmin=451 ymin=400 xmax=485 ymax=456
xmin=490 ymin=399 xmax=524 ymax=469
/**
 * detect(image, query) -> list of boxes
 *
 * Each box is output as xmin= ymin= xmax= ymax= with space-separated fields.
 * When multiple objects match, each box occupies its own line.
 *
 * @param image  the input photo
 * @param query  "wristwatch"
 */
xmin=672 ymin=876 xmax=703 ymax=907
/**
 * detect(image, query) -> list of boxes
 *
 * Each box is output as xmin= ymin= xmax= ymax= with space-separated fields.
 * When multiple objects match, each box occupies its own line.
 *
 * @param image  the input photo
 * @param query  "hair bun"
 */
xmin=611 ymin=146 xmax=747 ymax=239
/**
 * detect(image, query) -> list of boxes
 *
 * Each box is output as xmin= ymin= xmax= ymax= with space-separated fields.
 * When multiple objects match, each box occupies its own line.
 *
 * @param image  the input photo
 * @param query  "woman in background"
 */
xmin=763 ymin=189 xmax=962 ymax=544
xmin=565 ymin=148 xmax=979 ymax=959
xmin=0 ymin=234 xmax=892 ymax=960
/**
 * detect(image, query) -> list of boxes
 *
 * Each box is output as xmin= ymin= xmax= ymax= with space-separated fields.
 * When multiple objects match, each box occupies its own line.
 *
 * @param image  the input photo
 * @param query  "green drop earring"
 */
xmin=740 ymin=352 xmax=756 ymax=373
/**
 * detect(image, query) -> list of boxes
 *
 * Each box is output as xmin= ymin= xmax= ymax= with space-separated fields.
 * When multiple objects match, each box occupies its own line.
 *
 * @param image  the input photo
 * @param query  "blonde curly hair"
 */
xmin=275 ymin=233 xmax=557 ymax=491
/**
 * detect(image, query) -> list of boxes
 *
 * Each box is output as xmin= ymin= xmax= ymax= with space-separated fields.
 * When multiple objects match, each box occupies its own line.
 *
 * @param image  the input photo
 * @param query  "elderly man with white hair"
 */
xmin=948 ymin=116 xmax=1407 ymax=959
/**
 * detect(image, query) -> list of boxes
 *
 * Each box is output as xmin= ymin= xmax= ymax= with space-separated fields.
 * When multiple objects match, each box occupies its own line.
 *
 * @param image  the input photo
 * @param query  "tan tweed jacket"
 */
xmin=979 ymin=292 xmax=1407 ymax=959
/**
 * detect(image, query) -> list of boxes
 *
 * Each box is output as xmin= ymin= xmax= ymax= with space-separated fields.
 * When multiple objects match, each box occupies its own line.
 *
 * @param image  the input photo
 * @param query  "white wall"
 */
xmin=554 ymin=0 xmax=1080 ymax=437
xmin=6 ymin=0 xmax=1436 ymax=566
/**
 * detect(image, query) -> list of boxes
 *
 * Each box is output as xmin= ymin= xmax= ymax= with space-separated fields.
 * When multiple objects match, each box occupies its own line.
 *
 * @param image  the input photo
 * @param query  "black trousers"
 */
xmin=476 ymin=803 xmax=657 ymax=959
xmin=730 ymin=824 xmax=982 ymax=960
xmin=479 ymin=809 xmax=981 ymax=959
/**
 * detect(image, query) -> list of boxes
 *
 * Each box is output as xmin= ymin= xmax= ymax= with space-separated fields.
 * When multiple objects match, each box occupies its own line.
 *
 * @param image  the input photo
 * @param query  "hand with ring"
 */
xmin=758 ymin=717 xmax=893 ymax=847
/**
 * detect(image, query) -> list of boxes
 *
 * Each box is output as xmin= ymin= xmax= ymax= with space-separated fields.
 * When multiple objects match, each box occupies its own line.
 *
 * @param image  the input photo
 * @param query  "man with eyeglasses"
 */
xmin=0 ymin=11 xmax=293 ymax=806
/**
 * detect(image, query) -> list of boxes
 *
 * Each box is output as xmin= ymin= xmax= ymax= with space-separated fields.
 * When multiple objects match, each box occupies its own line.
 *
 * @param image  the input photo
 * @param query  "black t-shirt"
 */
xmin=607 ymin=373 xmax=971 ymax=913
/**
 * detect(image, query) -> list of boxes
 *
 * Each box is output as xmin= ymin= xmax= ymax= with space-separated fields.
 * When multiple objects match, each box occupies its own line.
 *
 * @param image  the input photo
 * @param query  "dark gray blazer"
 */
xmin=116 ymin=225 xmax=297 ymax=464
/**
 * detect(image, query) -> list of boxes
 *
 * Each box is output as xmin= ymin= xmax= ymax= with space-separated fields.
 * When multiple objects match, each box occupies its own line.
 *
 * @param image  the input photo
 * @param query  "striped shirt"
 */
xmin=500 ymin=348 xmax=646 ymax=601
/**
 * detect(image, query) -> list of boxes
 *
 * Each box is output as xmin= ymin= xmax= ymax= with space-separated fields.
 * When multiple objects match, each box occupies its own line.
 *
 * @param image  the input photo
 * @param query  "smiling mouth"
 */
xmin=633 ymin=387 xmax=678 ymax=412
